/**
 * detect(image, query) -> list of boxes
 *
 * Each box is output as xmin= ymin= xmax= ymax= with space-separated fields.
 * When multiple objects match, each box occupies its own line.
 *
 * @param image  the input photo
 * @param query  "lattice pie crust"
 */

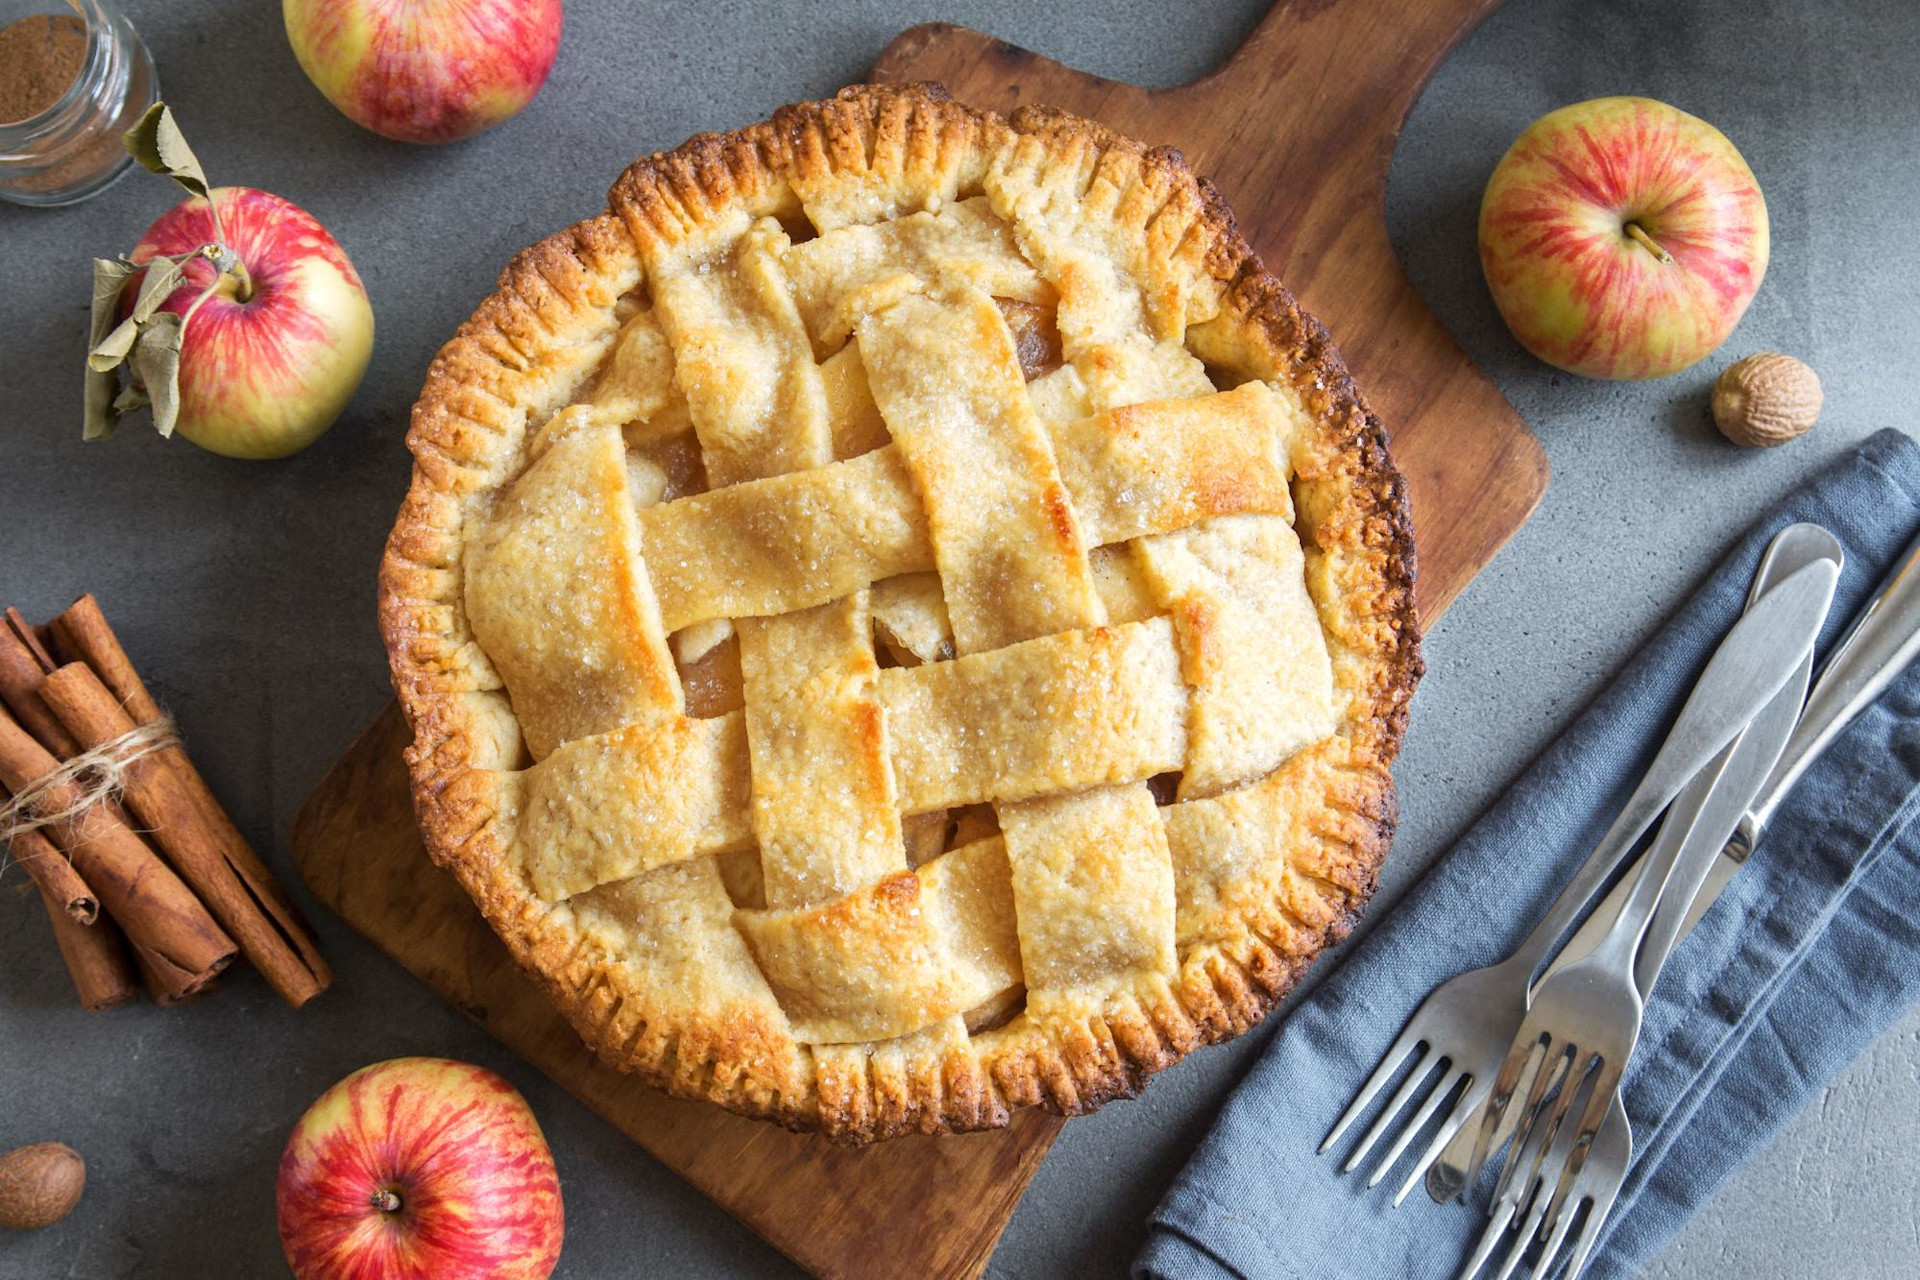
xmin=380 ymin=85 xmax=1420 ymax=1142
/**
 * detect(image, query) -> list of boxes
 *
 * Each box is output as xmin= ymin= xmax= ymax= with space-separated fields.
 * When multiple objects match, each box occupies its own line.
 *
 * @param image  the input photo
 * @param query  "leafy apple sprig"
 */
xmin=84 ymin=103 xmax=255 ymax=443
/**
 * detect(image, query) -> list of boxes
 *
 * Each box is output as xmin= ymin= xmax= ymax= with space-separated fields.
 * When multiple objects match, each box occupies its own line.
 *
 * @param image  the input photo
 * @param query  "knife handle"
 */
xmin=1628 ymin=524 xmax=1845 ymax=990
xmin=1505 ymin=557 xmax=1837 ymax=975
xmin=1737 ymin=525 xmax=1920 ymax=852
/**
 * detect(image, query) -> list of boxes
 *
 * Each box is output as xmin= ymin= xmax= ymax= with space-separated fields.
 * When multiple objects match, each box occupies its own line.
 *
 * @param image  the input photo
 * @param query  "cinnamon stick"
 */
xmin=50 ymin=597 xmax=163 ymax=721
xmin=3 ymin=800 xmax=98 ymax=924
xmin=50 ymin=595 xmax=331 ymax=1002
xmin=40 ymin=661 xmax=331 ymax=1006
xmin=5 ymin=608 xmax=58 ymax=670
xmin=0 ymin=617 xmax=78 ymax=757
xmin=0 ymin=705 xmax=234 ymax=1000
xmin=5 ymin=613 xmax=132 ymax=1008
xmin=3 ymin=611 xmax=109 ymax=925
xmin=35 ymin=880 xmax=137 ymax=1010
xmin=131 ymin=944 xmax=221 ymax=1006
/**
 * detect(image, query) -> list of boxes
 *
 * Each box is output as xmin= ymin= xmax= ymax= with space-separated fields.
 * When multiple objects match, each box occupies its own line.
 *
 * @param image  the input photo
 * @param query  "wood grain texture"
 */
xmin=295 ymin=5 xmax=1545 ymax=1276
xmin=291 ymin=703 xmax=1060 ymax=1280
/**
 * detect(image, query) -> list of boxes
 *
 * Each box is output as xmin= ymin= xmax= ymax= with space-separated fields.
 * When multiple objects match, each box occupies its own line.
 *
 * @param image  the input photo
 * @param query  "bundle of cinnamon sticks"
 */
xmin=0 ymin=596 xmax=330 ymax=1009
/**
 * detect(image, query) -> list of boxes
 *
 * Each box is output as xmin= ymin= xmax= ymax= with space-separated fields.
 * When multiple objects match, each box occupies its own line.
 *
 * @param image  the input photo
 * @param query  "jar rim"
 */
xmin=0 ymin=0 xmax=119 ymax=144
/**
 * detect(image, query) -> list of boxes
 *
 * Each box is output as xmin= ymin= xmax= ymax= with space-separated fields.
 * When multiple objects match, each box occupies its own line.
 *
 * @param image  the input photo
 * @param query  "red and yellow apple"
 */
xmin=1479 ymin=96 xmax=1768 ymax=380
xmin=130 ymin=186 xmax=373 ymax=459
xmin=276 ymin=1057 xmax=564 ymax=1280
xmin=283 ymin=0 xmax=564 ymax=144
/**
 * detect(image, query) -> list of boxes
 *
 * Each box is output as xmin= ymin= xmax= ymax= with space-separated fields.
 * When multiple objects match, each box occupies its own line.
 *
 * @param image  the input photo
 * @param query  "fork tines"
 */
xmin=1320 ymin=1026 xmax=1488 ymax=1198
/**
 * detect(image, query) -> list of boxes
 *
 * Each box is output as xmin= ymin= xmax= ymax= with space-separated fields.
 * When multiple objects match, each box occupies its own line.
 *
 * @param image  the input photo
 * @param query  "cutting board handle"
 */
xmin=1176 ymin=0 xmax=1509 ymax=201
xmin=1198 ymin=0 xmax=1505 ymax=115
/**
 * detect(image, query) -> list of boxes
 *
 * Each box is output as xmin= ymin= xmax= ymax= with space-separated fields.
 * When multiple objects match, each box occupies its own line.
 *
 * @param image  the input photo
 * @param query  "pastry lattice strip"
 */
xmin=470 ymin=188 xmax=1339 ymax=1046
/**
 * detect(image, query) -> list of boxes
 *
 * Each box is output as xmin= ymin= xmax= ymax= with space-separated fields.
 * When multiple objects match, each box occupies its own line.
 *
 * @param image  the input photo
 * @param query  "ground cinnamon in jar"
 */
xmin=0 ymin=14 xmax=88 ymax=124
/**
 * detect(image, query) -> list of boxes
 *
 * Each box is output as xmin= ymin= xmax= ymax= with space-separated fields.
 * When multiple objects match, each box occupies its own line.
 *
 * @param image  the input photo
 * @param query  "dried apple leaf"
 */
xmin=84 ymin=108 xmax=225 ymax=444
xmin=84 ymin=258 xmax=142 ymax=439
xmin=88 ymin=258 xmax=137 ymax=349
xmin=129 ymin=256 xmax=186 ymax=325
xmin=83 ymin=367 xmax=120 ymax=441
xmin=130 ymin=312 xmax=184 ymax=439
xmin=87 ymin=315 xmax=140 ymax=371
xmin=85 ymin=257 xmax=186 ymax=372
xmin=123 ymin=103 xmax=209 ymax=201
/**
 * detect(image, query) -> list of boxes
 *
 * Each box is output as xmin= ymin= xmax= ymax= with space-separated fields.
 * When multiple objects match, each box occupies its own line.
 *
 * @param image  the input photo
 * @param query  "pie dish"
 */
xmin=380 ymin=84 xmax=1421 ymax=1143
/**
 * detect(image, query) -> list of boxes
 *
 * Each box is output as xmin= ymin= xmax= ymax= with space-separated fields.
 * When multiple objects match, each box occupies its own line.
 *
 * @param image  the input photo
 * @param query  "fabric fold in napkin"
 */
xmin=1135 ymin=428 xmax=1920 ymax=1280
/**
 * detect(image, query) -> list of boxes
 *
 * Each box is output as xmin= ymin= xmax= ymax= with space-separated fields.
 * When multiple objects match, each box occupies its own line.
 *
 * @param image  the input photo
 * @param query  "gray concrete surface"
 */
xmin=2 ymin=0 xmax=1916 ymax=1276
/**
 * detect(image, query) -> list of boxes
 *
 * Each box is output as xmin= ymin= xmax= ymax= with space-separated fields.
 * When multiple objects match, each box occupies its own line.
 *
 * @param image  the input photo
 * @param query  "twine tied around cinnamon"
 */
xmin=0 ymin=715 xmax=179 ymax=851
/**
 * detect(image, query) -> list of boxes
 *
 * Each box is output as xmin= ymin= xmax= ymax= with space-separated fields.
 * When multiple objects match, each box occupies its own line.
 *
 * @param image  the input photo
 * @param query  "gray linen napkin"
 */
xmin=1135 ymin=428 xmax=1920 ymax=1280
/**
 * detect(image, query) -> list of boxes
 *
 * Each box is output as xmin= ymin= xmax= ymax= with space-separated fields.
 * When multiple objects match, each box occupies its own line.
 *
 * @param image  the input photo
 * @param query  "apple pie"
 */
xmin=379 ymin=84 xmax=1420 ymax=1142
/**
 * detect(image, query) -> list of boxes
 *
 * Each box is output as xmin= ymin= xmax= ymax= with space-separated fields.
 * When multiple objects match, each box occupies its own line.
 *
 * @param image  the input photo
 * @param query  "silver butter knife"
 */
xmin=1679 ymin=521 xmax=1920 ymax=936
xmin=1428 ymin=520 xmax=1920 ymax=1204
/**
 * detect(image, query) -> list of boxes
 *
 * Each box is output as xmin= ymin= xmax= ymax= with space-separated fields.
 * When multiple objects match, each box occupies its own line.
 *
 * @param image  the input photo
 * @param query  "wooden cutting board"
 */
xmin=292 ymin=4 xmax=1546 ymax=1277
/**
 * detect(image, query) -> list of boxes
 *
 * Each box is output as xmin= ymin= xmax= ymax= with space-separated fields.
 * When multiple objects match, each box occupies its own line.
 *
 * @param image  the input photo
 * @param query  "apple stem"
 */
xmin=370 ymin=1189 xmax=403 ymax=1214
xmin=1624 ymin=222 xmax=1675 ymax=264
xmin=225 ymin=255 xmax=255 ymax=303
xmin=178 ymin=241 xmax=254 ymax=305
xmin=198 ymin=191 xmax=253 ymax=303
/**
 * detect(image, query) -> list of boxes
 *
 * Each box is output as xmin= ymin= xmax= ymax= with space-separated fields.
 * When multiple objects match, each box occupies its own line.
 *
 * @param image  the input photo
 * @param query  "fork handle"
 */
xmin=1570 ymin=562 xmax=1839 ymax=975
xmin=1507 ymin=559 xmax=1840 ymax=975
xmin=1634 ymin=643 xmax=1814 ymax=992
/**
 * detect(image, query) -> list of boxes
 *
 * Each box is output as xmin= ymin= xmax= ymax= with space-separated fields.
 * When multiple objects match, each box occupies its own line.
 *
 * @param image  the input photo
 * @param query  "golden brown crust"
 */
xmin=378 ymin=83 xmax=1421 ymax=1143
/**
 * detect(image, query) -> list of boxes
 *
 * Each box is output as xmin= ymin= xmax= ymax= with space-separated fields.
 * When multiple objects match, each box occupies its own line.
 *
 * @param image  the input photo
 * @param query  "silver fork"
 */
xmin=1462 ymin=763 xmax=1728 ymax=1275
xmin=1523 ymin=1093 xmax=1629 ymax=1280
xmin=1464 ymin=646 xmax=1807 ymax=1280
xmin=1317 ymin=556 xmax=1840 ymax=1198
xmin=1456 ymin=1059 xmax=1616 ymax=1280
xmin=1457 ymin=559 xmax=1840 ymax=1280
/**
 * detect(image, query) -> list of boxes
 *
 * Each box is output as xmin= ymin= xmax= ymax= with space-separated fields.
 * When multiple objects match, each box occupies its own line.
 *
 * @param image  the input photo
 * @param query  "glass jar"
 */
xmin=0 ymin=0 xmax=158 ymax=206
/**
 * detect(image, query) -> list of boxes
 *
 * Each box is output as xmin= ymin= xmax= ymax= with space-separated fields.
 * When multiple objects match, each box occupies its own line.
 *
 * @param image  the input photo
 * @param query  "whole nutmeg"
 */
xmin=1712 ymin=353 xmax=1822 ymax=446
xmin=0 ymin=1143 xmax=86 ymax=1231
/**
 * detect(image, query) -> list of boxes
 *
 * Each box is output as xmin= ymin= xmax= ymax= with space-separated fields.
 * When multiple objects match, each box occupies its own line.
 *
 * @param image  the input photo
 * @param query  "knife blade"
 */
xmin=1549 ymin=519 xmax=1920 ymax=979
xmin=1675 ymin=522 xmax=1920 ymax=938
xmin=1543 ymin=524 xmax=1842 ymax=986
